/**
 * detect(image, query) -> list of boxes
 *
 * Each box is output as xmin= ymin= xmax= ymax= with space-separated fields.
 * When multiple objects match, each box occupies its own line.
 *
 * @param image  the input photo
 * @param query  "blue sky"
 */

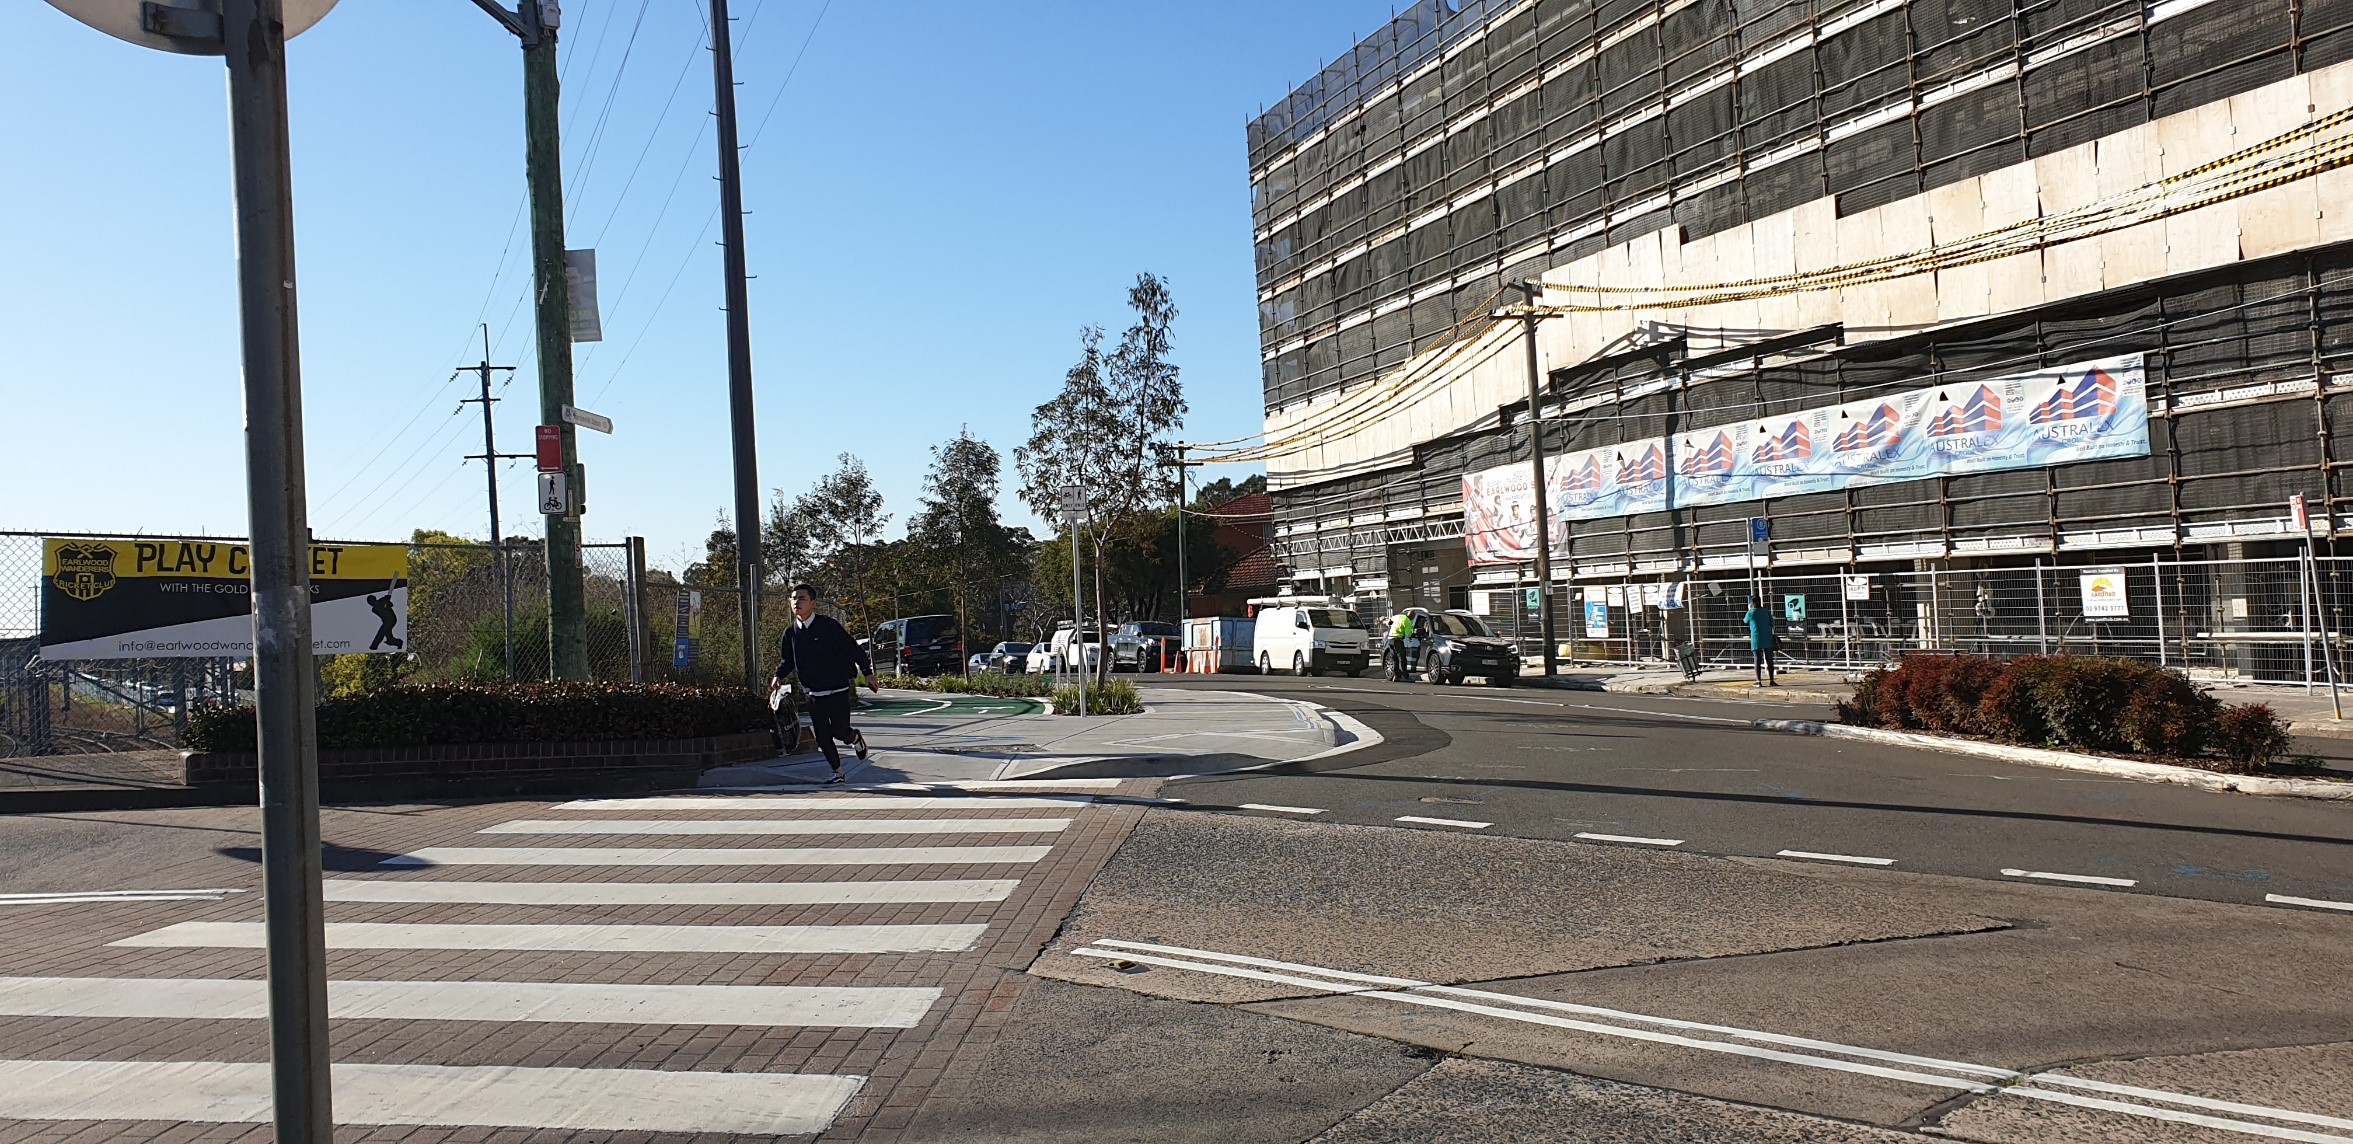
xmin=2 ymin=1 xmax=1394 ymax=571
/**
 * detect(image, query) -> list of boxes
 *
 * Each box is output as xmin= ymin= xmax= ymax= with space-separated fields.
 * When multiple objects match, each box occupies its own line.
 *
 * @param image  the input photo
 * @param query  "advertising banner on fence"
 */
xmin=38 ymin=539 xmax=408 ymax=660
xmin=1463 ymin=353 xmax=2149 ymax=563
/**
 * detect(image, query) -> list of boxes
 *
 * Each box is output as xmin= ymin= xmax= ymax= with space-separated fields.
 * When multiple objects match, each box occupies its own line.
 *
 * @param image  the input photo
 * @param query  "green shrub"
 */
xmin=897 ymin=671 xmax=1053 ymax=698
xmin=184 ymin=682 xmax=767 ymax=752
xmin=1051 ymin=678 xmax=1141 ymax=716
xmin=2209 ymin=703 xmax=2296 ymax=773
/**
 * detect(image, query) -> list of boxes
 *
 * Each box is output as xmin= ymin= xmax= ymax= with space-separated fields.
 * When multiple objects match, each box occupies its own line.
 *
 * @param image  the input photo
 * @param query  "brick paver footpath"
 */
xmin=0 ymin=782 xmax=1150 ymax=1142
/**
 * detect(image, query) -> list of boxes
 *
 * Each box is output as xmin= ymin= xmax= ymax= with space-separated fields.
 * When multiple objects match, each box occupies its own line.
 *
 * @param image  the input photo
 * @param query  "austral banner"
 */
xmin=1464 ymin=353 xmax=2149 ymax=564
xmin=39 ymin=539 xmax=408 ymax=660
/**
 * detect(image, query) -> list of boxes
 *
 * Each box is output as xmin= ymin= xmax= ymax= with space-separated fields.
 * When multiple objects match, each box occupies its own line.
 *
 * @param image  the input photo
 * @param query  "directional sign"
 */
xmin=562 ymin=404 xmax=613 ymax=435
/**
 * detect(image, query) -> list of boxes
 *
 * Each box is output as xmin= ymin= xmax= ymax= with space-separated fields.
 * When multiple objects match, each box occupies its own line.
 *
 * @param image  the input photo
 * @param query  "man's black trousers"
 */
xmin=808 ymin=690 xmax=859 ymax=769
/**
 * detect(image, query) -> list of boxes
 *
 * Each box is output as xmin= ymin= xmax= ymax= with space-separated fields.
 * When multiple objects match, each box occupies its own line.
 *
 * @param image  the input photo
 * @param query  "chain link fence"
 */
xmin=1464 ymin=553 xmax=2353 ymax=686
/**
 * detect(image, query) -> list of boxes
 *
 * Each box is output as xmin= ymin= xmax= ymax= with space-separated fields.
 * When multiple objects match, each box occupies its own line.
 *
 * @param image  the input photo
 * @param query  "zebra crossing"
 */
xmin=0 ymin=783 xmax=1110 ymax=1138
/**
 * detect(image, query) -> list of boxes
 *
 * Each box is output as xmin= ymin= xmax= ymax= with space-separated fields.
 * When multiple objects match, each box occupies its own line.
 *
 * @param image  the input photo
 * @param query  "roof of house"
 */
xmin=1199 ymin=491 xmax=1270 ymax=523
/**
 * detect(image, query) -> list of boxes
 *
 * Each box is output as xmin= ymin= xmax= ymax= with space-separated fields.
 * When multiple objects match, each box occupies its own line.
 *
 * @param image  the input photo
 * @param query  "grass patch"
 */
xmin=894 ymin=671 xmax=1054 ymax=698
xmin=1051 ymin=678 xmax=1142 ymax=716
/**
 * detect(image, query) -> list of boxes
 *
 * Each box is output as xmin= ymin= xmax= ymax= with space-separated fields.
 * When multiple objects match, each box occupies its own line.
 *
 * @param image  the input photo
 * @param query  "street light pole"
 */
xmin=1506 ymin=281 xmax=1558 ymax=677
xmin=224 ymin=0 xmax=331 ymax=1134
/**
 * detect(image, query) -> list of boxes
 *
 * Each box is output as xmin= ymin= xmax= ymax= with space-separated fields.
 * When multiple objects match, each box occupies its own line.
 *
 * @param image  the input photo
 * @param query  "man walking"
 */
xmin=772 ymin=582 xmax=878 ymax=785
xmin=1742 ymin=595 xmax=1779 ymax=686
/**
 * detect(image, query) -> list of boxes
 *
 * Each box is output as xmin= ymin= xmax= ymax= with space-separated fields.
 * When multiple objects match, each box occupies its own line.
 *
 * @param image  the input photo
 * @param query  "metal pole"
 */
xmin=710 ymin=0 xmax=764 ymax=690
xmin=467 ymin=327 xmax=517 ymax=681
xmin=2299 ymin=544 xmax=2317 ymax=692
xmin=1173 ymin=445 xmax=1190 ymax=627
xmin=223 ymin=0 xmax=329 ymax=1134
xmin=2314 ymin=541 xmax=2343 ymax=715
xmin=624 ymin=536 xmax=649 ymax=683
xmin=2033 ymin=560 xmax=2048 ymax=654
xmin=1512 ymin=283 xmax=1557 ymax=676
xmin=2152 ymin=553 xmax=2167 ymax=667
xmin=519 ymin=0 xmax=587 ymax=679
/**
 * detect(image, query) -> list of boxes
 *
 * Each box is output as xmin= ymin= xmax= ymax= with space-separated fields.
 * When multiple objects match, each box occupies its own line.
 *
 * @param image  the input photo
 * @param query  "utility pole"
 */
xmin=710 ymin=0 xmax=764 ymax=689
xmin=459 ymin=324 xmax=526 ymax=681
xmin=1502 ymin=281 xmax=1557 ymax=677
xmin=473 ymin=0 xmax=586 ymax=679
xmin=1165 ymin=443 xmax=1192 ymax=625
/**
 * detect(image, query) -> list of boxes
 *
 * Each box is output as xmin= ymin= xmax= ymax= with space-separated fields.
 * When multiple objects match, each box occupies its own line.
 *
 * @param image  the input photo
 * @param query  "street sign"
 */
xmin=564 ymin=248 xmax=602 ymax=342
xmin=1524 ymin=587 xmax=1542 ymax=610
xmin=1584 ymin=600 xmax=1610 ymax=637
xmin=536 ymin=472 xmax=568 ymax=516
xmin=1058 ymin=484 xmax=1087 ymax=514
xmin=2291 ymin=493 xmax=2311 ymax=533
xmin=562 ymin=404 xmax=613 ymax=434
xmin=44 ymin=0 xmax=339 ymax=54
xmin=535 ymin=424 xmax=563 ymax=472
xmin=1748 ymin=516 xmax=1771 ymax=557
xmin=1844 ymin=574 xmax=1872 ymax=601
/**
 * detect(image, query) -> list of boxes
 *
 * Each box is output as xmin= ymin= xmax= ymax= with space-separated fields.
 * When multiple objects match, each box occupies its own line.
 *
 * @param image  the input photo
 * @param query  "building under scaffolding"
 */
xmin=1237 ymin=0 xmax=2353 ymax=681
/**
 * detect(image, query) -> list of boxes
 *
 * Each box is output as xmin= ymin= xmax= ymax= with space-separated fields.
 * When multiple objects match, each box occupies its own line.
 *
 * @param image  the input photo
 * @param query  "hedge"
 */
xmin=185 ymin=682 xmax=768 ymax=752
xmin=1839 ymin=654 xmax=2297 ymax=773
xmin=1052 ymin=678 xmax=1142 ymax=716
xmin=896 ymin=671 xmax=1054 ymax=699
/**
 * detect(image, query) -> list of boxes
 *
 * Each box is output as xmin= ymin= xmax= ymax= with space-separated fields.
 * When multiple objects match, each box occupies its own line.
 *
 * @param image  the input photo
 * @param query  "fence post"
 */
xmin=2299 ymin=544 xmax=2317 ymax=692
xmin=2034 ymin=559 xmax=2049 ymax=654
xmin=2151 ymin=553 xmax=2167 ymax=668
xmin=623 ymin=537 xmax=647 ymax=684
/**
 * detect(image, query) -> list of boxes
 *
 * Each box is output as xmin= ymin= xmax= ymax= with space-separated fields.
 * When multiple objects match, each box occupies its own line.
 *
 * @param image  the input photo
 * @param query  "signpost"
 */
xmin=41 ymin=1 xmax=344 ymax=1136
xmin=1059 ymin=485 xmax=1088 ymax=716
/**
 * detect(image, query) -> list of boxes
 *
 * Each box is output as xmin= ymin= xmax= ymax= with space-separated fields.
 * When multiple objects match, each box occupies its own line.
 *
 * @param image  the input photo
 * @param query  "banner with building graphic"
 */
xmin=1465 ymin=354 xmax=2148 ymax=563
xmin=38 ymin=539 xmax=408 ymax=660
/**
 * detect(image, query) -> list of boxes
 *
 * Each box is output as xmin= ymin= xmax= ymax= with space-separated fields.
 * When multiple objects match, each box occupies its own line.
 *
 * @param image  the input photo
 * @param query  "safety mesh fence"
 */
xmin=1460 ymin=553 xmax=2353 ymax=684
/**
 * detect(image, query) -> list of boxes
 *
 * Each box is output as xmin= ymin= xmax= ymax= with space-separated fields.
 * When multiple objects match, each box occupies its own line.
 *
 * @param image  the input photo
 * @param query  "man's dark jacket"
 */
xmin=774 ymin=614 xmax=874 ymax=693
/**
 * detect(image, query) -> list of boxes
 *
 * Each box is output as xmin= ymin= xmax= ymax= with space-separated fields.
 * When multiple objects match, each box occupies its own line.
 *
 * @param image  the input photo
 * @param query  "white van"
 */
xmin=1025 ymin=623 xmax=1102 ymax=674
xmin=1249 ymin=597 xmax=1369 ymax=676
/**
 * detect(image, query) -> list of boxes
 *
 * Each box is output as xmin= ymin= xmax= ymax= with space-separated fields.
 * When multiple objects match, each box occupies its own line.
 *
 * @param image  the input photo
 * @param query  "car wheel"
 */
xmin=1292 ymin=651 xmax=1309 ymax=677
xmin=1259 ymin=652 xmax=1272 ymax=675
xmin=1420 ymin=656 xmax=1443 ymax=686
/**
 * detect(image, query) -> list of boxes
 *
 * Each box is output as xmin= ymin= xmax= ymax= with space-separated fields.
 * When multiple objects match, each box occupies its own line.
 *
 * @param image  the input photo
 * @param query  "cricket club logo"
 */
xmin=52 ymin=542 xmax=119 ymax=602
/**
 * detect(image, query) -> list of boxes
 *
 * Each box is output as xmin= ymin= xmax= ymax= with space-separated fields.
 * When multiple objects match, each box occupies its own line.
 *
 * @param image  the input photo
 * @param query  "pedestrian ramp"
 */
xmin=0 ymin=789 xmax=1096 ymax=1136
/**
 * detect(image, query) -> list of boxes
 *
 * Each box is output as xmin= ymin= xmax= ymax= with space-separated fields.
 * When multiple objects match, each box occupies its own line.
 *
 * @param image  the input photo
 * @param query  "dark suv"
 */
xmin=872 ymin=614 xmax=962 ymax=677
xmin=1109 ymin=621 xmax=1182 ymax=672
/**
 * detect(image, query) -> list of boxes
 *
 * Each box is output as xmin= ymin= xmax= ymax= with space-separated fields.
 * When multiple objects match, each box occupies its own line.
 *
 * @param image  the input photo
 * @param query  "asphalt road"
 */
xmin=1149 ymin=674 xmax=2353 ymax=913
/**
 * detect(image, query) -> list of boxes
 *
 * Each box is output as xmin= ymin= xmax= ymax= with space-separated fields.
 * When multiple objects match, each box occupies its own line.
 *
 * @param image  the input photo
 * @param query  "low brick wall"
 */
xmin=184 ymin=732 xmax=774 ymax=800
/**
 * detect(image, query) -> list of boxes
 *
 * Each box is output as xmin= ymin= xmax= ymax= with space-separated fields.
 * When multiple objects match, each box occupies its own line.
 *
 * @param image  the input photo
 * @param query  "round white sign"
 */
xmin=44 ymin=0 xmax=339 ymax=55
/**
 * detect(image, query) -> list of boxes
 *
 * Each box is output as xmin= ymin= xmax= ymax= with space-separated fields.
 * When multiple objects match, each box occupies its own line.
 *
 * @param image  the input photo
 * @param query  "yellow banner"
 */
xmin=43 ymin=540 xmax=408 ymax=583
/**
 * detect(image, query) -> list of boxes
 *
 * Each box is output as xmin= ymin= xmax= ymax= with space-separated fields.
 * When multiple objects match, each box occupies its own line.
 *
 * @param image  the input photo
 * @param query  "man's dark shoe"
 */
xmin=823 ymin=771 xmax=846 ymax=785
xmin=853 ymin=731 xmax=871 ymax=760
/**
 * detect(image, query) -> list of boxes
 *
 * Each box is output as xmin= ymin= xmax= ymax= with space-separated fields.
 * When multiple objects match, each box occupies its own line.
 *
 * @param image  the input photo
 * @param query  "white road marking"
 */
xmin=321 ymin=878 xmax=1020 ymax=905
xmin=1240 ymin=804 xmax=1325 ymax=815
xmin=1080 ymin=939 xmax=2353 ymax=1143
xmin=1776 ymin=850 xmax=1897 ymax=866
xmin=0 ymin=1060 xmax=863 ymax=1135
xmin=2001 ymin=868 xmax=2137 ymax=888
xmin=112 ymin=921 xmax=988 ymax=954
xmin=0 ymin=977 xmax=941 ymax=1028
xmin=377 ymin=845 xmax=1051 ymax=867
xmin=2267 ymin=893 xmax=2353 ymax=913
xmin=556 ymin=795 xmax=1091 ymax=811
xmin=481 ymin=817 xmax=1071 ymax=836
xmin=0 ymin=888 xmax=246 ymax=906
xmin=1394 ymin=815 xmax=1493 ymax=829
xmin=1575 ymin=832 xmax=1685 ymax=847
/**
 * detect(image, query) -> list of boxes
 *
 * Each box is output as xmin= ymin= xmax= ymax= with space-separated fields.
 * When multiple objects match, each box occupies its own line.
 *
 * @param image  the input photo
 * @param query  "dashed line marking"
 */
xmin=2267 ymin=893 xmax=2353 ymax=913
xmin=1395 ymin=815 xmax=1494 ymax=830
xmin=1576 ymin=832 xmax=1684 ymax=847
xmin=1240 ymin=804 xmax=1325 ymax=815
xmin=1776 ymin=850 xmax=1897 ymax=866
xmin=0 ymin=889 xmax=246 ymax=906
xmin=2001 ymin=868 xmax=2137 ymax=888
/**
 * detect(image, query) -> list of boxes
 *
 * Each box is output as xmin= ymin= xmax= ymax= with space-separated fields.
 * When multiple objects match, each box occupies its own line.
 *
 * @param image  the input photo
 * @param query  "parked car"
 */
xmin=977 ymin=641 xmax=1033 ymax=674
xmin=1026 ymin=625 xmax=1102 ymax=673
xmin=967 ymin=650 xmax=991 ymax=675
xmin=1248 ymin=597 xmax=1368 ymax=676
xmin=1391 ymin=608 xmax=1517 ymax=686
xmin=871 ymin=614 xmax=962 ymax=677
xmin=1109 ymin=621 xmax=1182 ymax=672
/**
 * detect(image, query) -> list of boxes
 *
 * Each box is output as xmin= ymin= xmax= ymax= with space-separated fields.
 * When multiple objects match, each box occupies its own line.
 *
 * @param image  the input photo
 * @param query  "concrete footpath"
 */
xmin=702 ymin=686 xmax=1380 ymax=789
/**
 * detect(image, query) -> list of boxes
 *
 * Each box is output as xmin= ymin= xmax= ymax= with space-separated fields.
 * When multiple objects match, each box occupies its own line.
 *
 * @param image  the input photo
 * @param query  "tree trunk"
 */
xmin=1092 ymin=535 xmax=1110 ymax=683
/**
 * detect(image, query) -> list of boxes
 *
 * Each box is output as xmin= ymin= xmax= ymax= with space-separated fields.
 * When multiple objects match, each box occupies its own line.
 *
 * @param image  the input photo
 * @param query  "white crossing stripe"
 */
xmin=378 ymin=845 xmax=1052 ymax=867
xmin=0 ymin=977 xmax=941 ymax=1028
xmin=2267 ymin=893 xmax=2353 ymax=912
xmin=1776 ymin=850 xmax=1897 ymax=866
xmin=0 ymin=888 xmax=246 ymax=906
xmin=556 ymin=795 xmax=1091 ymax=811
xmin=2001 ymin=868 xmax=2137 ymax=888
xmin=1576 ymin=832 xmax=1684 ymax=847
xmin=321 ymin=878 xmax=1020 ymax=905
xmin=1240 ymin=804 xmax=1325 ymax=815
xmin=112 ymin=921 xmax=988 ymax=954
xmin=1395 ymin=815 xmax=1493 ymax=829
xmin=482 ymin=817 xmax=1071 ymax=836
xmin=0 ymin=1060 xmax=863 ymax=1135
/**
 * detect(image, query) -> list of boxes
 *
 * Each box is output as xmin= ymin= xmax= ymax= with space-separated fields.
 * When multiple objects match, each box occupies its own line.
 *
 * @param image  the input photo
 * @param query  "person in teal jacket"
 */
xmin=1742 ymin=596 xmax=1779 ymax=686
